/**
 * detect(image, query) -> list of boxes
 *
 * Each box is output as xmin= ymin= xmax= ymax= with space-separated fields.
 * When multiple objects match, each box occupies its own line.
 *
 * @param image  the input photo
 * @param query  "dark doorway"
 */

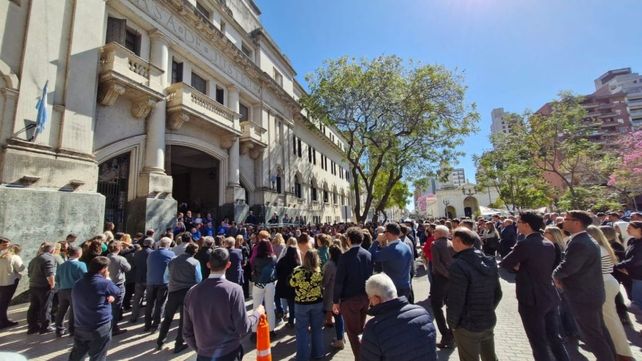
xmin=98 ymin=152 xmax=130 ymax=231
xmin=168 ymin=146 xmax=220 ymax=218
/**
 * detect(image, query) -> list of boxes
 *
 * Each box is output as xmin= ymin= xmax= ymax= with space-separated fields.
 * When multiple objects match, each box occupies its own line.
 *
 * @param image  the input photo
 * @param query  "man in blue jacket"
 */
xmin=360 ymin=273 xmax=436 ymax=361
xmin=369 ymin=223 xmax=413 ymax=300
xmin=69 ymin=256 xmax=120 ymax=361
xmin=145 ymin=237 xmax=175 ymax=332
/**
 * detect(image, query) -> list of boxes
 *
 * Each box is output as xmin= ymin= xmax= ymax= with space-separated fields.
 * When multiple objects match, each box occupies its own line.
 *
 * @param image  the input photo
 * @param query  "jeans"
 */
xmin=111 ymin=283 xmax=125 ymax=331
xmin=0 ymin=281 xmax=18 ymax=325
xmin=452 ymin=327 xmax=498 ymax=361
xmin=130 ymin=283 xmax=146 ymax=321
xmin=55 ymin=288 xmax=74 ymax=333
xmin=252 ymin=282 xmax=276 ymax=332
xmin=27 ymin=286 xmax=53 ymax=332
xmin=158 ymin=288 xmax=188 ymax=347
xmin=281 ymin=297 xmax=295 ymax=324
xmin=145 ymin=284 xmax=168 ymax=330
xmin=631 ymin=278 xmax=642 ymax=309
xmin=68 ymin=322 xmax=112 ymax=361
xmin=295 ymin=302 xmax=325 ymax=361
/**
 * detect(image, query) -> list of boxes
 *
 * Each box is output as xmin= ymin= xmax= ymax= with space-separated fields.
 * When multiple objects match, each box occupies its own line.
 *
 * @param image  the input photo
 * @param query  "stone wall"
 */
xmin=0 ymin=187 xmax=105 ymax=295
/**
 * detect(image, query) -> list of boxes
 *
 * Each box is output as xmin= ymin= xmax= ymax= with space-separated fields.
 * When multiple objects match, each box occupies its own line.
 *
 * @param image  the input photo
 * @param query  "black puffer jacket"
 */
xmin=447 ymin=248 xmax=502 ymax=332
xmin=360 ymin=297 xmax=437 ymax=361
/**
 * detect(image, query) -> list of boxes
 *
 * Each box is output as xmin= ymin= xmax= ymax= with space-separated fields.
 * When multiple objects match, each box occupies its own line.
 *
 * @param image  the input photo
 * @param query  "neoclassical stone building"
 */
xmin=0 ymin=0 xmax=352 ymax=259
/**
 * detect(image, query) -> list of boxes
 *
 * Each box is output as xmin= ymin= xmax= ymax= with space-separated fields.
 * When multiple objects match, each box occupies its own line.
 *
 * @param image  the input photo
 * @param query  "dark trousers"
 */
xmin=452 ymin=327 xmax=497 ymax=361
xmin=27 ymin=286 xmax=53 ymax=331
xmin=0 ymin=281 xmax=18 ymax=325
xmin=55 ymin=289 xmax=74 ymax=333
xmin=570 ymin=303 xmax=615 ymax=361
xmin=68 ymin=322 xmax=112 ymax=361
xmin=123 ymin=282 xmax=135 ymax=310
xmin=158 ymin=288 xmax=188 ymax=347
xmin=145 ymin=284 xmax=168 ymax=329
xmin=111 ymin=283 xmax=125 ymax=331
xmin=130 ymin=282 xmax=146 ymax=321
xmin=430 ymin=273 xmax=451 ymax=337
xmin=196 ymin=345 xmax=243 ymax=361
xmin=341 ymin=295 xmax=369 ymax=360
xmin=518 ymin=305 xmax=569 ymax=361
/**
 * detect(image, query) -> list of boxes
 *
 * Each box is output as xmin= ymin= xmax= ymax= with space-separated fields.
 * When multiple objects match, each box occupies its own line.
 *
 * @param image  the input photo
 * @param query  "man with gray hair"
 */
xmin=27 ymin=241 xmax=56 ymax=334
xmin=360 ymin=273 xmax=437 ymax=361
xmin=145 ymin=237 xmax=175 ymax=333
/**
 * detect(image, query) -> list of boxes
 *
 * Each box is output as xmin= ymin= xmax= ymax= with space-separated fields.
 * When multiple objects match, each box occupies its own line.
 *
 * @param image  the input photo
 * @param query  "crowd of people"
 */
xmin=0 ymin=209 xmax=641 ymax=361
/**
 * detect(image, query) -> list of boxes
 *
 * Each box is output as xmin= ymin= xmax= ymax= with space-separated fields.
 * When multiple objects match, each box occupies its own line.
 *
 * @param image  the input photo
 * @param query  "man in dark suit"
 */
xmin=498 ymin=219 xmax=517 ymax=258
xmin=501 ymin=212 xmax=569 ymax=361
xmin=553 ymin=210 xmax=615 ymax=361
xmin=333 ymin=227 xmax=374 ymax=360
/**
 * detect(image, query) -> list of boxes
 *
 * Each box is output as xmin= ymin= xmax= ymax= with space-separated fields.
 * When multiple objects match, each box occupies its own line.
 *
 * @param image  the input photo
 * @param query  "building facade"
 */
xmin=490 ymin=107 xmax=513 ymax=136
xmin=0 ymin=0 xmax=352 ymax=265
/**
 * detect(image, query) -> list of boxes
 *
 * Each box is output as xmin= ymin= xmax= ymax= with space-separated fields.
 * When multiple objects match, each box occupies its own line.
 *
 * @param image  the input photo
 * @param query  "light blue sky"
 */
xmin=257 ymin=0 xmax=642 ymax=183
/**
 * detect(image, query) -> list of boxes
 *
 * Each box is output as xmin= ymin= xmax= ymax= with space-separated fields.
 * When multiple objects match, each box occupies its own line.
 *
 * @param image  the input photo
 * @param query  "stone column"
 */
xmin=132 ymin=32 xmax=176 ymax=236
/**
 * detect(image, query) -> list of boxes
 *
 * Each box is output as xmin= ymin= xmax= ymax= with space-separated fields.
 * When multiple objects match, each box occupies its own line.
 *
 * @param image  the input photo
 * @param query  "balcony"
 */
xmin=97 ymin=42 xmax=164 ymax=119
xmin=165 ymin=82 xmax=240 ymax=136
xmin=240 ymin=121 xmax=267 ymax=158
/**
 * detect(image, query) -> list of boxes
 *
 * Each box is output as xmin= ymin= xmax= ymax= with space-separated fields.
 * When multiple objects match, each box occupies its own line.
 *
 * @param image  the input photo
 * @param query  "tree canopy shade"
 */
xmin=301 ymin=56 xmax=478 ymax=222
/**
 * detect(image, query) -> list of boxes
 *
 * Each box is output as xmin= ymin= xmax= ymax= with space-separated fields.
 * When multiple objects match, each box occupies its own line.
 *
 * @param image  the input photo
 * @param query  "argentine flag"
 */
xmin=34 ymin=81 xmax=48 ymax=139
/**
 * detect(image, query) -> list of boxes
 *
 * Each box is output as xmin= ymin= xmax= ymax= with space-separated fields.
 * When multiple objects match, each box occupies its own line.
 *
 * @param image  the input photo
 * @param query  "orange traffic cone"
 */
xmin=256 ymin=314 xmax=272 ymax=361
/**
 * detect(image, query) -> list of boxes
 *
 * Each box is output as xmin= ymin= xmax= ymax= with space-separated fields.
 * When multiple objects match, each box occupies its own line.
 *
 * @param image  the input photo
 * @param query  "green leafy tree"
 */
xmin=372 ymin=175 xmax=411 ymax=222
xmin=301 ymin=56 xmax=478 ymax=223
xmin=474 ymin=113 xmax=552 ymax=210
xmin=522 ymin=93 xmax=602 ymax=209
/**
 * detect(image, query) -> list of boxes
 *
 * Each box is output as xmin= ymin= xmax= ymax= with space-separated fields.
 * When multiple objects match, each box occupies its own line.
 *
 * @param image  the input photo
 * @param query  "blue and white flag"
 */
xmin=34 ymin=81 xmax=48 ymax=139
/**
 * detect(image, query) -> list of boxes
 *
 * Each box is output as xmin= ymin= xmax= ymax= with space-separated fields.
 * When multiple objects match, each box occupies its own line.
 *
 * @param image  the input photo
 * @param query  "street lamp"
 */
xmin=443 ymin=199 xmax=450 ymax=218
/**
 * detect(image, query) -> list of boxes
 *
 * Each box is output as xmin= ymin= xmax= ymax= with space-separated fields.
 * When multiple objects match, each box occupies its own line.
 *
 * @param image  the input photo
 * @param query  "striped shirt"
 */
xmin=600 ymin=246 xmax=614 ymax=275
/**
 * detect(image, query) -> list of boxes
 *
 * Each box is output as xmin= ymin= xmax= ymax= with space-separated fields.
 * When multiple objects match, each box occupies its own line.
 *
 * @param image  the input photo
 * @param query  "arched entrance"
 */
xmin=463 ymin=196 xmax=480 ymax=218
xmin=446 ymin=205 xmax=456 ymax=219
xmin=98 ymin=152 xmax=131 ymax=231
xmin=167 ymin=145 xmax=220 ymax=219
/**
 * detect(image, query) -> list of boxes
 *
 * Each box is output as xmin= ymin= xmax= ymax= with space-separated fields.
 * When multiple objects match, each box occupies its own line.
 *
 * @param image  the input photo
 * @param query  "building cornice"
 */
xmin=152 ymin=0 xmax=301 ymax=114
xmin=250 ymin=28 xmax=297 ymax=77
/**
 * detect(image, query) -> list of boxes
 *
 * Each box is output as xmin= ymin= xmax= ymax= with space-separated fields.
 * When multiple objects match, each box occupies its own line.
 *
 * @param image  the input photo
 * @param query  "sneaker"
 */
xmin=330 ymin=339 xmax=345 ymax=349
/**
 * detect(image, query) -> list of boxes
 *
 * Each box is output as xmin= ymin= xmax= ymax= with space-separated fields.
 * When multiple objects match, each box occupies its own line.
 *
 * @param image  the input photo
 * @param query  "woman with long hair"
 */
xmin=601 ymin=225 xmax=631 ymax=326
xmin=586 ymin=226 xmax=634 ymax=360
xmin=276 ymin=245 xmax=300 ymax=327
xmin=543 ymin=226 xmax=578 ymax=341
xmin=272 ymin=233 xmax=286 ymax=261
xmin=290 ymin=249 xmax=325 ymax=361
xmin=251 ymin=238 xmax=277 ymax=335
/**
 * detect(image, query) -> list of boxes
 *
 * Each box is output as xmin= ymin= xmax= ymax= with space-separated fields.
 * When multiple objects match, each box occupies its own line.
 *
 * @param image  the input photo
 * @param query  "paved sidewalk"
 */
xmin=1 ymin=264 xmax=641 ymax=360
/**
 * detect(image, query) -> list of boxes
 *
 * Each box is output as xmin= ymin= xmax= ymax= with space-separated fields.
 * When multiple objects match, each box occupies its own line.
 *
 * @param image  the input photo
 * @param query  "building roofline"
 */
xmin=250 ymin=28 xmax=297 ymax=76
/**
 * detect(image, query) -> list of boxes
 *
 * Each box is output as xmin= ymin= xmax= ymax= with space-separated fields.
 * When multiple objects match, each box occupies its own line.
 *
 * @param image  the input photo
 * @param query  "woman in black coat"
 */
xmin=276 ymin=246 xmax=300 ymax=327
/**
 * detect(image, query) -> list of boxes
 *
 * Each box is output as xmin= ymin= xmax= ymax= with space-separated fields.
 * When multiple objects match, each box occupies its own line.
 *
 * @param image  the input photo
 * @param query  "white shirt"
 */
xmin=209 ymin=272 xmax=226 ymax=279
